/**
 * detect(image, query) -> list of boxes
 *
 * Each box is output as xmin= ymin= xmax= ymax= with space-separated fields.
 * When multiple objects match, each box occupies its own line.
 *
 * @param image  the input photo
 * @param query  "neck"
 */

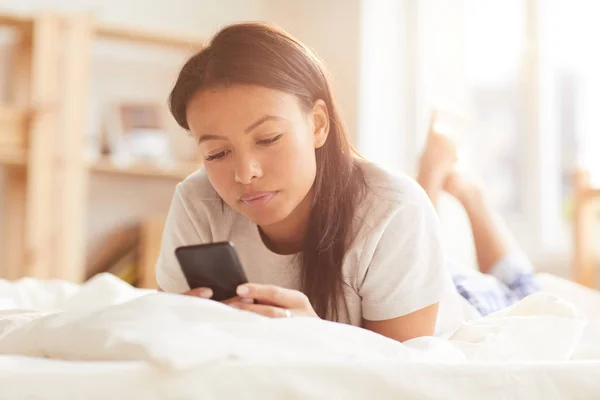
xmin=259 ymin=188 xmax=314 ymax=255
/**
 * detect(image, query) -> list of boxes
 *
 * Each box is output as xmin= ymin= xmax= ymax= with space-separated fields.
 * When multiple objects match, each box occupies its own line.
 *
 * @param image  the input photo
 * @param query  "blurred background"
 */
xmin=0 ymin=0 xmax=599 ymax=287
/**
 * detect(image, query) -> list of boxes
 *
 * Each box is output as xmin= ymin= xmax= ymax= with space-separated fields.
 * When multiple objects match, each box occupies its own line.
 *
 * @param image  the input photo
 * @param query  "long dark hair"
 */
xmin=169 ymin=23 xmax=366 ymax=321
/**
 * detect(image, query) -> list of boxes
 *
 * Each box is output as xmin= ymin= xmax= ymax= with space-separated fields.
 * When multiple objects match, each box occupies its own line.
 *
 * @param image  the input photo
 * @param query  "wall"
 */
xmin=357 ymin=0 xmax=413 ymax=174
xmin=262 ymin=0 xmax=362 ymax=145
xmin=0 ymin=0 xmax=364 ymax=270
xmin=0 ymin=0 xmax=270 ymax=34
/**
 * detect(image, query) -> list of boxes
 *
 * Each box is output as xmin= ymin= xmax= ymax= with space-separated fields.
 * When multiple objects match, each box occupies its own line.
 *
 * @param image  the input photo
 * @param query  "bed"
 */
xmin=2 ymin=355 xmax=599 ymax=399
xmin=2 ymin=193 xmax=599 ymax=399
xmin=0 ymin=271 xmax=600 ymax=399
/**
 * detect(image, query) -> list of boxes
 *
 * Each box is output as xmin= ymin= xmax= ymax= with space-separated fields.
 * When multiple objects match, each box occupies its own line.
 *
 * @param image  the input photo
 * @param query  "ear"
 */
xmin=311 ymin=99 xmax=329 ymax=149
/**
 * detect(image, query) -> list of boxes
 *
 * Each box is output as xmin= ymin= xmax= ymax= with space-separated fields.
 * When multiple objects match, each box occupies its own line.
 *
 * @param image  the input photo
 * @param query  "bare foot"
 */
xmin=444 ymin=170 xmax=482 ymax=206
xmin=417 ymin=133 xmax=458 ymax=205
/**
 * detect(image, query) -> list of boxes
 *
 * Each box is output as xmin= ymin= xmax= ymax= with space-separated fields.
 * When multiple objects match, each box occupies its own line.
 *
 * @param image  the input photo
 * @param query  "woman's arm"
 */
xmin=363 ymin=303 xmax=439 ymax=342
xmin=357 ymin=175 xmax=458 ymax=340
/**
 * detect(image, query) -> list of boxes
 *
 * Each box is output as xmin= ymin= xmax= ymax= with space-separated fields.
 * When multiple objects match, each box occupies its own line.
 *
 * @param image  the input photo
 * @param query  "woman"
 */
xmin=156 ymin=22 xmax=466 ymax=342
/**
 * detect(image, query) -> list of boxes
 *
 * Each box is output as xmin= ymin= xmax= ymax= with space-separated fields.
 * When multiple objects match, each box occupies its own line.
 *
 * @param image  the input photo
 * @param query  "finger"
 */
xmin=223 ymin=296 xmax=254 ymax=305
xmin=236 ymin=283 xmax=307 ymax=309
xmin=185 ymin=287 xmax=213 ymax=299
xmin=230 ymin=302 xmax=289 ymax=318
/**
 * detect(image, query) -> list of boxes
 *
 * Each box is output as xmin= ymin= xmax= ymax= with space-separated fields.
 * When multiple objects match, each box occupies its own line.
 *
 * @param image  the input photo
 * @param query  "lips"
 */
xmin=240 ymin=191 xmax=277 ymax=208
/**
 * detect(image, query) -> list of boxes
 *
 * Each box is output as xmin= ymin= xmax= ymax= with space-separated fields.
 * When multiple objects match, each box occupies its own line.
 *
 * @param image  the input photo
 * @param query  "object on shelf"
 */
xmin=102 ymin=102 xmax=173 ymax=166
xmin=86 ymin=223 xmax=139 ymax=278
xmin=86 ymin=217 xmax=164 ymax=288
xmin=85 ymin=222 xmax=140 ymax=286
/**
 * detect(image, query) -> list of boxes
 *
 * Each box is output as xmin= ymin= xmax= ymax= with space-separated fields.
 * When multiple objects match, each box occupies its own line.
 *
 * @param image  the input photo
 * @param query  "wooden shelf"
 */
xmin=573 ymin=170 xmax=600 ymax=288
xmin=0 ymin=149 xmax=27 ymax=166
xmin=1 ymin=11 xmax=203 ymax=49
xmin=2 ymin=11 xmax=206 ymax=283
xmin=89 ymin=157 xmax=199 ymax=180
xmin=96 ymin=24 xmax=204 ymax=49
xmin=588 ymin=188 xmax=600 ymax=199
xmin=0 ymin=11 xmax=34 ymax=31
xmin=0 ymin=105 xmax=29 ymax=150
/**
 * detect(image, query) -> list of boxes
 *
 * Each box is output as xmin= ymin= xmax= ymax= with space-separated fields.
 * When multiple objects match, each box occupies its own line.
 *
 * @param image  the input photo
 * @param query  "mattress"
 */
xmin=1 ymin=356 xmax=600 ymax=399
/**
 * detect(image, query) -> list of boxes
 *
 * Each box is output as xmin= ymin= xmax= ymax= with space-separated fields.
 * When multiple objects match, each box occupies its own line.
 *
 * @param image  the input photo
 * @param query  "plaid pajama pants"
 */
xmin=450 ymin=251 xmax=540 ymax=317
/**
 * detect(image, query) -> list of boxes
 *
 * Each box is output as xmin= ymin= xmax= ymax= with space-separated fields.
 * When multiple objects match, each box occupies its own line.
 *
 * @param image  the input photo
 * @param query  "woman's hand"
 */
xmin=176 ymin=284 xmax=318 ymax=319
xmin=180 ymin=287 xmax=251 ymax=305
xmin=230 ymin=283 xmax=319 ymax=319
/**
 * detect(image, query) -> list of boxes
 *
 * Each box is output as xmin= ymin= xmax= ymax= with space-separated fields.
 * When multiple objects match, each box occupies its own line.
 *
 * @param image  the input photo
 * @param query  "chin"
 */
xmin=242 ymin=206 xmax=290 ymax=227
xmin=245 ymin=212 xmax=285 ymax=227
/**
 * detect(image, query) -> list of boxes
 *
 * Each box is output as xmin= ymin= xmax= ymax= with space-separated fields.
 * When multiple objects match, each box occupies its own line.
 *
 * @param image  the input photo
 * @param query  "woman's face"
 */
xmin=186 ymin=84 xmax=329 ymax=227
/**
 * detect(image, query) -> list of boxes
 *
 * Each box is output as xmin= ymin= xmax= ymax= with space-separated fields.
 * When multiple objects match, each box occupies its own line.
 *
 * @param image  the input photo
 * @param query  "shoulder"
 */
xmin=174 ymin=169 xmax=227 ymax=218
xmin=346 ymin=162 xmax=454 ymax=324
xmin=169 ymin=169 xmax=240 ymax=240
xmin=355 ymin=160 xmax=435 ymax=230
xmin=176 ymin=169 xmax=221 ymax=204
xmin=157 ymin=169 xmax=233 ymax=292
xmin=346 ymin=161 xmax=442 ymax=278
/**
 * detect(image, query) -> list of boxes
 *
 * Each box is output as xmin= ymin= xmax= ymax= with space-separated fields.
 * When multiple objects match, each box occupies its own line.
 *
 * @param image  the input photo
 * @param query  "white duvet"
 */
xmin=1 ymin=273 xmax=600 ymax=399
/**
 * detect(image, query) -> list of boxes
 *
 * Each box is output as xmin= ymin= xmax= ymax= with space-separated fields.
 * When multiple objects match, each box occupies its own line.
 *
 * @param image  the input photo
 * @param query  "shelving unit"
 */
xmin=0 ymin=148 xmax=27 ymax=166
xmin=0 ymin=12 xmax=61 ymax=281
xmin=0 ymin=12 xmax=33 ymax=29
xmin=572 ymin=170 xmax=600 ymax=288
xmin=1 ymin=10 xmax=203 ymax=286
xmin=54 ymin=14 xmax=204 ymax=286
xmin=96 ymin=23 xmax=203 ymax=49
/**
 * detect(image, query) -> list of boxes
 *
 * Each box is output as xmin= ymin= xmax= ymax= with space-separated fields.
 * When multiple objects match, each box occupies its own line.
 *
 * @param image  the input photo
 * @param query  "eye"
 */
xmin=257 ymin=134 xmax=283 ymax=145
xmin=205 ymin=150 xmax=229 ymax=161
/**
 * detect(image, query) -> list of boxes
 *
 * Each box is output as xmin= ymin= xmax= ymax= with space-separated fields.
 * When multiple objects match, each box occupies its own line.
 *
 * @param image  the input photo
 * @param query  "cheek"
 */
xmin=204 ymin=163 xmax=234 ymax=199
xmin=273 ymin=136 xmax=317 ymax=185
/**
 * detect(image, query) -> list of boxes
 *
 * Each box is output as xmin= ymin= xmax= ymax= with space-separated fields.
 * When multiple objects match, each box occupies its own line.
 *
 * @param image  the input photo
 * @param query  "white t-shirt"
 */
xmin=156 ymin=160 xmax=466 ymax=336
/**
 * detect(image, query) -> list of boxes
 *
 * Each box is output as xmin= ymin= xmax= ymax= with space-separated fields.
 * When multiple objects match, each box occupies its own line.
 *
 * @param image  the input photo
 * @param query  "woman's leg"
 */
xmin=417 ymin=133 xmax=539 ymax=315
xmin=445 ymin=173 xmax=540 ymax=297
xmin=417 ymin=131 xmax=524 ymax=274
xmin=443 ymin=173 xmax=509 ymax=274
xmin=416 ymin=131 xmax=457 ymax=207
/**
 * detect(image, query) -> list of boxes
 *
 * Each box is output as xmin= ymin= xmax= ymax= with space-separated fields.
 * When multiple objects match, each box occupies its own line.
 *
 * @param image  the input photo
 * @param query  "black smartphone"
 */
xmin=174 ymin=241 xmax=249 ymax=301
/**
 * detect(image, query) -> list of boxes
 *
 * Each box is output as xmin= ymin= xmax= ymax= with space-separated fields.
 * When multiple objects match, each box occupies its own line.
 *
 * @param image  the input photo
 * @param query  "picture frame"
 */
xmin=102 ymin=102 xmax=173 ymax=166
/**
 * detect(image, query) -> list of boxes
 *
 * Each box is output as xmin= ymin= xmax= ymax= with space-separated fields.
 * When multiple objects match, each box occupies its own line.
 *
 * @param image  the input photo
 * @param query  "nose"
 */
xmin=234 ymin=153 xmax=263 ymax=184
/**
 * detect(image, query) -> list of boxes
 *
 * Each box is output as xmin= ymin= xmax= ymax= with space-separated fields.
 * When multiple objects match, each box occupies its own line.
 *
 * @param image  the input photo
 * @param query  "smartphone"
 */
xmin=174 ymin=242 xmax=248 ymax=301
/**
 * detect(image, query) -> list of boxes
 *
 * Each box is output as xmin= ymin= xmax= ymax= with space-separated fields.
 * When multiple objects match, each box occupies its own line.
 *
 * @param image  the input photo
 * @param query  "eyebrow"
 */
xmin=197 ymin=115 xmax=284 ymax=144
xmin=245 ymin=115 xmax=284 ymax=133
xmin=197 ymin=134 xmax=227 ymax=144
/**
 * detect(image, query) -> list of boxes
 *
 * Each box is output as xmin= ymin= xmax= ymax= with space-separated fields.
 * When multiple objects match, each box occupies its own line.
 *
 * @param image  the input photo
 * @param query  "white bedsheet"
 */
xmin=0 ymin=273 xmax=599 ymax=399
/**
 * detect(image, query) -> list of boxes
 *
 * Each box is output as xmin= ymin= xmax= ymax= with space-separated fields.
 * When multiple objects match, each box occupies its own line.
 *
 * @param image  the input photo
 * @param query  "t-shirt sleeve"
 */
xmin=155 ymin=184 xmax=202 ymax=293
xmin=359 ymin=187 xmax=452 ymax=321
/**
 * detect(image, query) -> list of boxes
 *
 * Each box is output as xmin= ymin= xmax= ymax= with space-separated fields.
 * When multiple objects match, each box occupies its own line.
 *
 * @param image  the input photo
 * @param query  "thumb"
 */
xmin=186 ymin=287 xmax=214 ymax=298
